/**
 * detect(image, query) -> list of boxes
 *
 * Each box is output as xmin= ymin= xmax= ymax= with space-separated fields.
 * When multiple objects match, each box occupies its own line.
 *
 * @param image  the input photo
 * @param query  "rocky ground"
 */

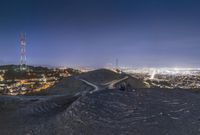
xmin=1 ymin=69 xmax=200 ymax=135
xmin=1 ymin=89 xmax=200 ymax=135
xmin=45 ymin=89 xmax=200 ymax=135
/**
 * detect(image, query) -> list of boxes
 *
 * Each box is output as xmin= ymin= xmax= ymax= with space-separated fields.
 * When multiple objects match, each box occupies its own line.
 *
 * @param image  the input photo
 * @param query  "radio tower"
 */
xmin=19 ymin=33 xmax=27 ymax=70
xmin=116 ymin=58 xmax=119 ymax=69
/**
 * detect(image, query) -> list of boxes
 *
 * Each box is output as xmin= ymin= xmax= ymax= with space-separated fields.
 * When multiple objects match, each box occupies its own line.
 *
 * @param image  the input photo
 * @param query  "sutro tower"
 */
xmin=19 ymin=33 xmax=27 ymax=70
xmin=116 ymin=58 xmax=119 ymax=69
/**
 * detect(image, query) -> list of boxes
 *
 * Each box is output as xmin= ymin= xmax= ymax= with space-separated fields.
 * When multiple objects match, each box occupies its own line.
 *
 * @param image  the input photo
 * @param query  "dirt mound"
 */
xmin=1 ymin=89 xmax=200 ymax=135
xmin=28 ymin=76 xmax=93 ymax=96
xmin=0 ymin=94 xmax=79 ymax=135
xmin=78 ymin=69 xmax=121 ymax=84
xmin=27 ymin=69 xmax=122 ymax=96
xmin=115 ymin=75 xmax=147 ymax=90
xmin=50 ymin=89 xmax=200 ymax=135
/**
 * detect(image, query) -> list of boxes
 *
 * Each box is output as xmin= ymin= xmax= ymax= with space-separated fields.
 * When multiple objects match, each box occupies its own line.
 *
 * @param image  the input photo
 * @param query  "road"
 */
xmin=80 ymin=76 xmax=130 ymax=94
xmin=107 ymin=76 xmax=129 ymax=89
xmin=79 ymin=79 xmax=99 ymax=94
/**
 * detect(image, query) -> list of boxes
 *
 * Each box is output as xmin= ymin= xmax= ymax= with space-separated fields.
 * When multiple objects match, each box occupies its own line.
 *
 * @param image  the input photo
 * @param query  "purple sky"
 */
xmin=0 ymin=0 xmax=200 ymax=67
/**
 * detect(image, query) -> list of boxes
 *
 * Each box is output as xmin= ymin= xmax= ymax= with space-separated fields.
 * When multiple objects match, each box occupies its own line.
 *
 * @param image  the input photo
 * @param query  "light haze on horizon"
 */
xmin=0 ymin=0 xmax=200 ymax=68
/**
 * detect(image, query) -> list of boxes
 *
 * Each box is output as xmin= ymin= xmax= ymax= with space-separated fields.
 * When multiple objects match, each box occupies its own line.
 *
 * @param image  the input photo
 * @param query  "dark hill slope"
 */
xmin=48 ymin=89 xmax=200 ymax=135
xmin=115 ymin=75 xmax=147 ymax=89
xmin=27 ymin=69 xmax=119 ymax=96
xmin=1 ymin=89 xmax=200 ymax=135
xmin=28 ymin=76 xmax=93 ymax=96
xmin=45 ymin=76 xmax=93 ymax=95
xmin=0 ymin=94 xmax=79 ymax=135
xmin=78 ymin=68 xmax=122 ymax=84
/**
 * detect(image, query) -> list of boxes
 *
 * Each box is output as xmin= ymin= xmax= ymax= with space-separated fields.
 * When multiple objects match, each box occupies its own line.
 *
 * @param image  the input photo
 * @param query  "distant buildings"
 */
xmin=124 ymin=68 xmax=200 ymax=89
xmin=0 ymin=66 xmax=80 ymax=95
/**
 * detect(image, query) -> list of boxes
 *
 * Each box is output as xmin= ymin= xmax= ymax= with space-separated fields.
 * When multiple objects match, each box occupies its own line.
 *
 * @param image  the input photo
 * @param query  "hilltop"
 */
xmin=77 ymin=68 xmax=122 ymax=84
xmin=27 ymin=68 xmax=146 ymax=96
xmin=28 ymin=68 xmax=121 ymax=96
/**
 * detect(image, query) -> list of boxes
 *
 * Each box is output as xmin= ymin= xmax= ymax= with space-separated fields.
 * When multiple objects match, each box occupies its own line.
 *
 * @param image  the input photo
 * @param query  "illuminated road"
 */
xmin=107 ymin=76 xmax=129 ymax=89
xmin=79 ymin=79 xmax=99 ymax=94
xmin=80 ymin=76 xmax=129 ymax=93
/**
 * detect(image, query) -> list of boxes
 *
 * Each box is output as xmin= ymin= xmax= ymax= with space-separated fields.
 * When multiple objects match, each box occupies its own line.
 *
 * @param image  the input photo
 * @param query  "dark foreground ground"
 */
xmin=0 ymin=88 xmax=200 ymax=135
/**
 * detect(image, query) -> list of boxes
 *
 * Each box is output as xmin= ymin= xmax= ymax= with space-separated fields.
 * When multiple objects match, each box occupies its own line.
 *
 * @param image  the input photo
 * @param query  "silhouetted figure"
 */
xmin=119 ymin=82 xmax=126 ymax=91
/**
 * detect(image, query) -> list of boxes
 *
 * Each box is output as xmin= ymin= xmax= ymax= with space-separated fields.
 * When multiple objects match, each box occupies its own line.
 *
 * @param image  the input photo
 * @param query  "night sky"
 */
xmin=0 ymin=0 xmax=200 ymax=68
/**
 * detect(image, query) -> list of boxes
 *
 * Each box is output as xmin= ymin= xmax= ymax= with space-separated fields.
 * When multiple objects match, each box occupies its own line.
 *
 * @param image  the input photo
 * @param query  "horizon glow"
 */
xmin=0 ymin=0 xmax=200 ymax=67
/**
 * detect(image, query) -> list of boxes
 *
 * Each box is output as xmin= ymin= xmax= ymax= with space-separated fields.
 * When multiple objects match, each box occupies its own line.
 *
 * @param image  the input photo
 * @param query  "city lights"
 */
xmin=123 ymin=67 xmax=200 ymax=89
xmin=0 ymin=66 xmax=74 ymax=95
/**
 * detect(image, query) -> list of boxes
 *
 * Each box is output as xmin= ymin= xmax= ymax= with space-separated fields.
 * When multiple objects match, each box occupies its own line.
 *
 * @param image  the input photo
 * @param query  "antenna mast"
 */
xmin=116 ymin=58 xmax=119 ymax=69
xmin=20 ymin=33 xmax=27 ymax=70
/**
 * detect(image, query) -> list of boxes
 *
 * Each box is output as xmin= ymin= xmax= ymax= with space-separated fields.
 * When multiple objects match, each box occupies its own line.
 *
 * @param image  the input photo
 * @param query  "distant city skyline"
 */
xmin=0 ymin=0 xmax=200 ymax=67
